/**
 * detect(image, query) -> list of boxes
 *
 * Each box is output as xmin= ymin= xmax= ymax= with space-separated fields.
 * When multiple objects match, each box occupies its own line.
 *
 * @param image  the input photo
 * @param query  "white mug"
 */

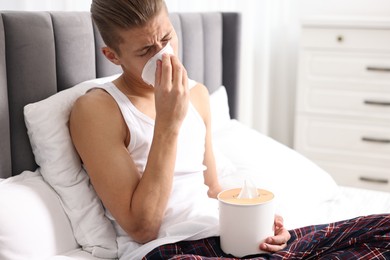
xmin=218 ymin=188 xmax=275 ymax=258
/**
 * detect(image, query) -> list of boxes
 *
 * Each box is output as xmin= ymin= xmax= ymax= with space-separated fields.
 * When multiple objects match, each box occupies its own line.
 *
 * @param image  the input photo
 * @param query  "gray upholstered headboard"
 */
xmin=0 ymin=11 xmax=240 ymax=178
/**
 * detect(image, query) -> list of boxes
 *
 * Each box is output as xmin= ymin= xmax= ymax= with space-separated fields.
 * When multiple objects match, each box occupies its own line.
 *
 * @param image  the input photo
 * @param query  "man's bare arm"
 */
xmin=190 ymin=84 xmax=222 ymax=198
xmin=69 ymin=54 xmax=189 ymax=243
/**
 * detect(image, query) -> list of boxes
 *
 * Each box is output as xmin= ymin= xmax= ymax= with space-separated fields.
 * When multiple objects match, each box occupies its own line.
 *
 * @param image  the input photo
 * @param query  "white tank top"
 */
xmin=98 ymin=80 xmax=219 ymax=259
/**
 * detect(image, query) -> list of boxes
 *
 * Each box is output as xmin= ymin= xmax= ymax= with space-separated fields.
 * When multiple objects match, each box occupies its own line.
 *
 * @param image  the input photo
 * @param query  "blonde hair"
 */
xmin=91 ymin=0 xmax=166 ymax=53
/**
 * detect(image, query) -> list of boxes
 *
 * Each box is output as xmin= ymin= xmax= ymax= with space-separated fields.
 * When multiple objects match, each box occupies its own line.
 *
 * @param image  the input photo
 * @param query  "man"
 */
xmin=70 ymin=0 xmax=390 ymax=259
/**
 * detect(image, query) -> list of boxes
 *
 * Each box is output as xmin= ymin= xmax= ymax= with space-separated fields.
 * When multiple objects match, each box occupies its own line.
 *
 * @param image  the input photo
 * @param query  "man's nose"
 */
xmin=155 ymin=42 xmax=168 ymax=53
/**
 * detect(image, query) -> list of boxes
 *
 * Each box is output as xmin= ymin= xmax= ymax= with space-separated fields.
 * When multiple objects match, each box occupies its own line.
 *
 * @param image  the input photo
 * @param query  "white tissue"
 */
xmin=141 ymin=42 xmax=174 ymax=87
xmin=237 ymin=179 xmax=259 ymax=199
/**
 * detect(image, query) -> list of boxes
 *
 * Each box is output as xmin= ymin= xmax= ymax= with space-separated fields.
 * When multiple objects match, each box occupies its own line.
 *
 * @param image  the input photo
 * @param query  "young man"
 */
xmin=70 ymin=0 xmax=390 ymax=259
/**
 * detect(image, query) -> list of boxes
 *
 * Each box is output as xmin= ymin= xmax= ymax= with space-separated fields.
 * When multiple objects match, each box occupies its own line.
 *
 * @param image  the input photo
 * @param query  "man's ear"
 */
xmin=102 ymin=46 xmax=121 ymax=65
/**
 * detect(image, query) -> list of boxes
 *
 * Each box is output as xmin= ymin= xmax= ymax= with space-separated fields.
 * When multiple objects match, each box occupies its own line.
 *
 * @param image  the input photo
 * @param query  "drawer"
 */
xmin=294 ymin=115 xmax=390 ymax=167
xmin=298 ymin=87 xmax=390 ymax=118
xmin=302 ymin=28 xmax=390 ymax=52
xmin=301 ymin=52 xmax=390 ymax=82
xmin=315 ymin=161 xmax=390 ymax=192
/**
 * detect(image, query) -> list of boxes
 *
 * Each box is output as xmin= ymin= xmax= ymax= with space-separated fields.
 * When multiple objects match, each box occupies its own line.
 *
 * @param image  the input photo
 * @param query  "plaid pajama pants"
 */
xmin=143 ymin=214 xmax=390 ymax=259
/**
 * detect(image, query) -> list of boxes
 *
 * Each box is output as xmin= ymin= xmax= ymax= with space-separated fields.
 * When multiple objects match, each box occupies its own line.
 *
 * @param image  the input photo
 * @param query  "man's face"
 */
xmin=115 ymin=9 xmax=179 ymax=83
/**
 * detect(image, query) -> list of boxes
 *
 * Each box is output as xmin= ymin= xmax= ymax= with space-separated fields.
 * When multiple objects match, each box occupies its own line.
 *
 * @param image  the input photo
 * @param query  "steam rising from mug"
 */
xmin=141 ymin=42 xmax=174 ymax=87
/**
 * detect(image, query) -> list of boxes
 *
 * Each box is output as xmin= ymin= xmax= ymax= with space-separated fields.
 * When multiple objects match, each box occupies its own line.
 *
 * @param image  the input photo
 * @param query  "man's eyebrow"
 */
xmin=162 ymin=31 xmax=172 ymax=39
xmin=135 ymin=30 xmax=173 ymax=53
xmin=136 ymin=44 xmax=153 ymax=53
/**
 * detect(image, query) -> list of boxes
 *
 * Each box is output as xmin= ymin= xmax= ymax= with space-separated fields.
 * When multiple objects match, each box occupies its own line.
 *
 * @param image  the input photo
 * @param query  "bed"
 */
xmin=0 ymin=11 xmax=389 ymax=260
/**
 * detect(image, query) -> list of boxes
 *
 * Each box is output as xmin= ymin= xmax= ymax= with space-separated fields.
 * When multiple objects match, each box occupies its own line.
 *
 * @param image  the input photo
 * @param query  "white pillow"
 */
xmin=24 ymin=75 xmax=121 ymax=258
xmin=0 ymin=170 xmax=78 ymax=260
xmin=213 ymin=145 xmax=237 ymax=179
xmin=209 ymin=86 xmax=231 ymax=133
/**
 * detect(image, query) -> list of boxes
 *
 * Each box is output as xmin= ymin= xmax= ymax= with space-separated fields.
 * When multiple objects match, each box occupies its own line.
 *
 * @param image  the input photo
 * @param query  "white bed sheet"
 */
xmin=277 ymin=185 xmax=390 ymax=230
xmin=302 ymin=186 xmax=390 ymax=227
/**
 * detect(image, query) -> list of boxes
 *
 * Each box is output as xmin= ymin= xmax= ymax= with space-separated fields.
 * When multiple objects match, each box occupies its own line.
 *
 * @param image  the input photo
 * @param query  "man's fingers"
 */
xmin=155 ymin=59 xmax=162 ymax=86
xmin=275 ymin=214 xmax=284 ymax=227
xmin=260 ymin=228 xmax=291 ymax=253
xmin=260 ymin=242 xmax=287 ymax=253
xmin=267 ymin=229 xmax=290 ymax=245
xmin=170 ymin=55 xmax=188 ymax=91
xmin=159 ymin=53 xmax=172 ymax=88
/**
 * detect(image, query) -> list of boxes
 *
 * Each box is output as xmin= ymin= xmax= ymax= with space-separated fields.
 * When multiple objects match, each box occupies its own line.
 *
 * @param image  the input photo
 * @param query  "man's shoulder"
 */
xmin=190 ymin=82 xmax=209 ymax=99
xmin=71 ymin=87 xmax=122 ymax=125
xmin=73 ymin=88 xmax=116 ymax=112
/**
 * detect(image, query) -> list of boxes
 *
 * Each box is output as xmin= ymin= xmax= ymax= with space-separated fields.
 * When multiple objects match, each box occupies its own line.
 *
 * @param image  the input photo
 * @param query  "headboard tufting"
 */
xmin=0 ymin=11 xmax=240 ymax=178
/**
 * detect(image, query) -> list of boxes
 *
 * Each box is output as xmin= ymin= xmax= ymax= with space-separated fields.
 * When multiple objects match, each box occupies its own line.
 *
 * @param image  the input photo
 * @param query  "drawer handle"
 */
xmin=366 ymin=66 xmax=390 ymax=72
xmin=359 ymin=176 xmax=389 ymax=184
xmin=361 ymin=137 xmax=390 ymax=143
xmin=364 ymin=100 xmax=390 ymax=106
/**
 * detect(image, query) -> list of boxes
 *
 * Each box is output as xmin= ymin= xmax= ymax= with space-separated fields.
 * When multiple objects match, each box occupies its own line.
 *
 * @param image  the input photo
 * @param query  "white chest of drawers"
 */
xmin=294 ymin=18 xmax=390 ymax=192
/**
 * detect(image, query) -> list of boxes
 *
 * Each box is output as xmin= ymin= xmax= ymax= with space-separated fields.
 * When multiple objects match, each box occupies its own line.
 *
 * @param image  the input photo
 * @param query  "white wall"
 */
xmin=1 ymin=0 xmax=389 ymax=147
xmin=0 ymin=0 xmax=90 ymax=11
